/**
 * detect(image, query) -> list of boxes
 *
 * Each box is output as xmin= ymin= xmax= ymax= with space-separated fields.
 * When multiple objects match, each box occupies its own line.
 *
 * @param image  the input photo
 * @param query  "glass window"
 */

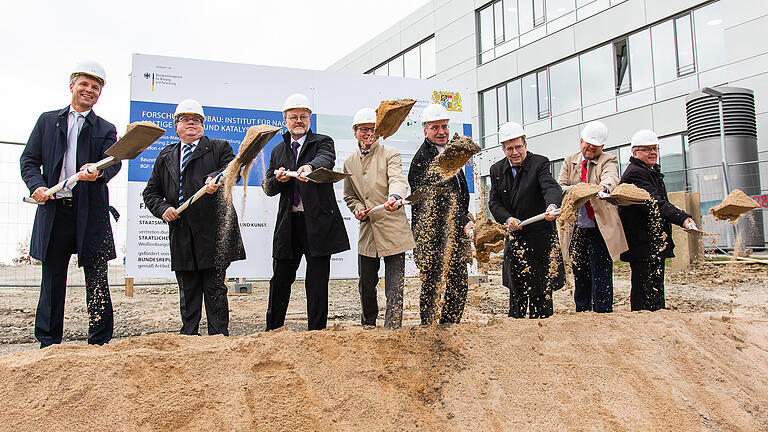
xmin=506 ymin=79 xmax=523 ymax=124
xmin=494 ymin=1 xmax=505 ymax=44
xmin=618 ymin=145 xmax=633 ymax=175
xmin=388 ymin=56 xmax=403 ymax=77
xmin=549 ymin=57 xmax=580 ymax=115
xmin=482 ymin=89 xmax=498 ymax=146
xmin=580 ymin=44 xmax=614 ymax=107
xmin=497 ymin=85 xmax=508 ymax=125
xmin=518 ymin=0 xmax=534 ymax=34
xmin=675 ymin=15 xmax=695 ymax=76
xmin=694 ymin=2 xmax=726 ymax=72
xmin=628 ymin=29 xmax=653 ymax=91
xmin=404 ymin=47 xmax=420 ymax=78
xmin=420 ymin=38 xmax=436 ymax=78
xmin=546 ymin=0 xmax=574 ymax=22
xmin=522 ymin=72 xmax=538 ymax=124
xmin=659 ymin=135 xmax=685 ymax=191
xmin=533 ymin=0 xmax=545 ymax=26
xmin=537 ymin=69 xmax=549 ymax=118
xmin=503 ymin=0 xmax=519 ymax=41
xmin=614 ymin=39 xmax=630 ymax=94
xmin=480 ymin=6 xmax=494 ymax=55
xmin=651 ymin=20 xmax=677 ymax=84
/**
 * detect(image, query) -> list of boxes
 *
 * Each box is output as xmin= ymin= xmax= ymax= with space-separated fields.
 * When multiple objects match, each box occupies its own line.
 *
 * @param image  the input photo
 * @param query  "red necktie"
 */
xmin=581 ymin=160 xmax=595 ymax=220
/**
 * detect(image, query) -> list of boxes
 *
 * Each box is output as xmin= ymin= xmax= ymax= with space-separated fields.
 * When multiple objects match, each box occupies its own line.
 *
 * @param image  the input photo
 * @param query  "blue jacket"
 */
xmin=20 ymin=106 xmax=120 ymax=266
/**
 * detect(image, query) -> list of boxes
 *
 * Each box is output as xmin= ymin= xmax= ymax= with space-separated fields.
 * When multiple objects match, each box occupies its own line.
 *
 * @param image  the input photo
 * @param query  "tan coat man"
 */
xmin=343 ymin=108 xmax=414 ymax=328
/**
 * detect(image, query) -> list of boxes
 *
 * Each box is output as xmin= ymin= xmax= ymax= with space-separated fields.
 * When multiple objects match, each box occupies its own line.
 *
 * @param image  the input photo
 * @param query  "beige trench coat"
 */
xmin=343 ymin=140 xmax=415 ymax=258
xmin=557 ymin=151 xmax=628 ymax=261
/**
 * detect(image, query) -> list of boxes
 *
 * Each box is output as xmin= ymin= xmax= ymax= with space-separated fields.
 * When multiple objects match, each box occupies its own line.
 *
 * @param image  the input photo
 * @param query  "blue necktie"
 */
xmin=292 ymin=141 xmax=300 ymax=206
xmin=179 ymin=143 xmax=194 ymax=203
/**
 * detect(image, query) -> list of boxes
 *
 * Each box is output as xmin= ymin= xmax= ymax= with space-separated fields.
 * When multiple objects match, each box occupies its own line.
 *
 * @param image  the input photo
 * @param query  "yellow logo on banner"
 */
xmin=432 ymin=91 xmax=463 ymax=112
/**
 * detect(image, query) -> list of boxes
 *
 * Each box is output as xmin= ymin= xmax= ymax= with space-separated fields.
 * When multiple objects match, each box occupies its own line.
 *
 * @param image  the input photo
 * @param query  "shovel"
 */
xmin=177 ymin=124 xmax=280 ymax=214
xmin=274 ymin=167 xmax=351 ymax=184
xmin=517 ymin=208 xmax=561 ymax=228
xmin=360 ymin=185 xmax=447 ymax=216
xmin=373 ymin=99 xmax=416 ymax=140
xmin=24 ymin=121 xmax=165 ymax=204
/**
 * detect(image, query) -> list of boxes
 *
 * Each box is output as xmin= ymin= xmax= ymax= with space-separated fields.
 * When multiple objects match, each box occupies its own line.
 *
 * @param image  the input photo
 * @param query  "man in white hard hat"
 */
xmin=143 ymin=99 xmax=246 ymax=336
xmin=408 ymin=103 xmax=473 ymax=325
xmin=557 ymin=121 xmax=628 ymax=313
xmin=262 ymin=93 xmax=350 ymax=331
xmin=342 ymin=108 xmax=415 ymax=329
xmin=20 ymin=61 xmax=120 ymax=347
xmin=488 ymin=122 xmax=564 ymax=318
xmin=618 ymin=129 xmax=694 ymax=311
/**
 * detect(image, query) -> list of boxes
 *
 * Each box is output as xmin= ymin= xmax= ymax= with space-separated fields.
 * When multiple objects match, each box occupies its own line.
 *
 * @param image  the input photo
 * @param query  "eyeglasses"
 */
xmin=428 ymin=124 xmax=449 ymax=132
xmin=505 ymin=145 xmax=525 ymax=153
xmin=356 ymin=126 xmax=374 ymax=133
xmin=177 ymin=116 xmax=202 ymax=124
xmin=634 ymin=147 xmax=658 ymax=153
xmin=287 ymin=114 xmax=310 ymax=122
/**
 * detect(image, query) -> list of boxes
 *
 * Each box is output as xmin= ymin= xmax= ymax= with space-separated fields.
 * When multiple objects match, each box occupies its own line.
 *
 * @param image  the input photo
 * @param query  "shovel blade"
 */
xmin=236 ymin=125 xmax=281 ymax=166
xmin=306 ymin=167 xmax=352 ymax=183
xmin=603 ymin=196 xmax=647 ymax=206
xmin=105 ymin=121 xmax=165 ymax=160
xmin=374 ymin=99 xmax=416 ymax=140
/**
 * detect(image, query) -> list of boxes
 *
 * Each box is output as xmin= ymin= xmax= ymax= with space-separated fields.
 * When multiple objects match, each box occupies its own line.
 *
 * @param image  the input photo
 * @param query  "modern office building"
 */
xmin=328 ymin=0 xmax=768 ymax=247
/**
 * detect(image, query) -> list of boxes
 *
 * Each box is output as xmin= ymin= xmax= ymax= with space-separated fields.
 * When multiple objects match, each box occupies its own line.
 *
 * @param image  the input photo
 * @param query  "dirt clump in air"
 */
xmin=223 ymin=124 xmax=281 ymax=206
xmin=710 ymin=189 xmax=760 ymax=222
xmin=473 ymin=219 xmax=506 ymax=263
xmin=374 ymin=99 xmax=416 ymax=140
xmin=610 ymin=183 xmax=652 ymax=205
xmin=558 ymin=183 xmax=603 ymax=224
xmin=428 ymin=134 xmax=481 ymax=180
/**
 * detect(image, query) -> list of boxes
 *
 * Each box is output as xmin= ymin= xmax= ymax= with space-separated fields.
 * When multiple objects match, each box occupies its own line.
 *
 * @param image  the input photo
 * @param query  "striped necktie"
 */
xmin=179 ymin=143 xmax=194 ymax=203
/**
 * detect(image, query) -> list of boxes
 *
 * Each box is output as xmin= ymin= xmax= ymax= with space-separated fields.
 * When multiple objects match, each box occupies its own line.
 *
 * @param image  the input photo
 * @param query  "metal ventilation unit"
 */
xmin=686 ymin=87 xmax=763 ymax=248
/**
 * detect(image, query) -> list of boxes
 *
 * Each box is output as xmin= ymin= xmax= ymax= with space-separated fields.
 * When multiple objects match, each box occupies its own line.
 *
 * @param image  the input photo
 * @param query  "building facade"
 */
xmin=329 ymin=0 xmax=768 ymax=246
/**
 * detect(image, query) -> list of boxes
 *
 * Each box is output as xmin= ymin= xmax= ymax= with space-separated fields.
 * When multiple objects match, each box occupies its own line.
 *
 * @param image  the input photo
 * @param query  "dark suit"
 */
xmin=143 ymin=136 xmax=246 ymax=335
xmin=20 ymin=106 xmax=120 ymax=347
xmin=488 ymin=152 xmax=564 ymax=318
xmin=262 ymin=130 xmax=350 ymax=330
xmin=619 ymin=156 xmax=690 ymax=311
xmin=408 ymin=138 xmax=471 ymax=325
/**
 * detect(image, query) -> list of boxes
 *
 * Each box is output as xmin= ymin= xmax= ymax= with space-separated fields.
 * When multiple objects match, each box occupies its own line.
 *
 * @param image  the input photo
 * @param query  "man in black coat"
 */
xmin=408 ymin=103 xmax=473 ymax=325
xmin=488 ymin=122 xmax=564 ymax=319
xmin=143 ymin=99 xmax=246 ymax=336
xmin=20 ymin=62 xmax=119 ymax=347
xmin=619 ymin=129 xmax=693 ymax=311
xmin=262 ymin=93 xmax=350 ymax=331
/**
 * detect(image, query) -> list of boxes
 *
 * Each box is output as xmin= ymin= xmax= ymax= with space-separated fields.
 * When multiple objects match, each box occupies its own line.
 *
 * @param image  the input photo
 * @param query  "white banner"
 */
xmin=127 ymin=54 xmax=473 ymax=279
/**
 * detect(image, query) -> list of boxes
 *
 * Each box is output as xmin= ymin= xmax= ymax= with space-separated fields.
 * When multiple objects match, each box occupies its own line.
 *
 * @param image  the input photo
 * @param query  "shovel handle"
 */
xmin=361 ymin=199 xmax=407 ymax=216
xmin=517 ymin=208 xmax=561 ymax=228
xmin=23 ymin=156 xmax=116 ymax=205
xmin=274 ymin=169 xmax=308 ymax=179
xmin=176 ymin=172 xmax=224 ymax=214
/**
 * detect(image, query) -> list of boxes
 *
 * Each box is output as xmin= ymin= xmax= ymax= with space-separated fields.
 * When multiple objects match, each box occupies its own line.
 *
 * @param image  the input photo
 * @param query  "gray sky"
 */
xmin=1 ymin=0 xmax=430 ymax=143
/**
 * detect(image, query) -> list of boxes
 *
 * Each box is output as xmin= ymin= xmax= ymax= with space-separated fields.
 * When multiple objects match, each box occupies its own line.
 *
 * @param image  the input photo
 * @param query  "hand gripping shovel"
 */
xmin=24 ymin=121 xmax=165 ymax=204
xmin=360 ymin=185 xmax=447 ymax=216
xmin=177 ymin=124 xmax=281 ymax=214
xmin=517 ymin=207 xmax=562 ymax=228
xmin=274 ymin=167 xmax=352 ymax=184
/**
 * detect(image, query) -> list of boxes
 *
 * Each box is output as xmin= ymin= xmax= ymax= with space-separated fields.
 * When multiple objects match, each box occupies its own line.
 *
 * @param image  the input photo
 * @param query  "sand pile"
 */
xmin=428 ymin=134 xmax=480 ymax=180
xmin=374 ymin=99 xmax=416 ymax=140
xmin=710 ymin=189 xmax=760 ymax=222
xmin=2 ymin=311 xmax=767 ymax=431
xmin=559 ymin=183 xmax=603 ymax=223
xmin=473 ymin=219 xmax=506 ymax=263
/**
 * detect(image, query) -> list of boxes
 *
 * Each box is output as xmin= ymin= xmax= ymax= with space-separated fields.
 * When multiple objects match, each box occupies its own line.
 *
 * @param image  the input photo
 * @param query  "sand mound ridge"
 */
xmin=2 ymin=311 xmax=767 ymax=431
xmin=711 ymin=189 xmax=760 ymax=222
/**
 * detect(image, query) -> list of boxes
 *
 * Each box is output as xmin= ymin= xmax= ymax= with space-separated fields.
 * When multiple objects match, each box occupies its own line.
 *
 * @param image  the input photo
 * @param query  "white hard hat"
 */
xmin=498 ymin=122 xmax=526 ymax=142
xmin=174 ymin=99 xmax=206 ymax=122
xmin=631 ymin=129 xmax=660 ymax=149
xmin=353 ymin=107 xmax=377 ymax=127
xmin=71 ymin=61 xmax=106 ymax=86
xmin=283 ymin=93 xmax=312 ymax=113
xmin=580 ymin=120 xmax=608 ymax=146
xmin=421 ymin=103 xmax=450 ymax=125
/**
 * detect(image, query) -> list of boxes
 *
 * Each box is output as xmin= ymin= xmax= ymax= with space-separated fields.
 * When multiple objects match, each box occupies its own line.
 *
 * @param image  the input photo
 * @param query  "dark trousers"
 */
xmin=358 ymin=253 xmax=404 ymax=329
xmin=418 ymin=238 xmax=468 ymax=325
xmin=571 ymin=227 xmax=614 ymax=313
xmin=629 ymin=257 xmax=666 ymax=311
xmin=509 ymin=288 xmax=553 ymax=319
xmin=266 ymin=213 xmax=330 ymax=331
xmin=175 ymin=266 xmax=229 ymax=336
xmin=36 ymin=200 xmax=113 ymax=347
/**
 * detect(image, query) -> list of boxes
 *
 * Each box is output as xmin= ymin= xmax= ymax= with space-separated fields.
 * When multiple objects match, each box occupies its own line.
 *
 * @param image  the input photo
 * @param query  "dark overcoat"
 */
xmin=262 ymin=130 xmax=350 ymax=259
xmin=407 ymin=138 xmax=471 ymax=268
xmin=488 ymin=152 xmax=565 ymax=295
xmin=618 ymin=156 xmax=690 ymax=261
xmin=142 ymin=136 xmax=246 ymax=271
xmin=20 ymin=106 xmax=120 ymax=266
